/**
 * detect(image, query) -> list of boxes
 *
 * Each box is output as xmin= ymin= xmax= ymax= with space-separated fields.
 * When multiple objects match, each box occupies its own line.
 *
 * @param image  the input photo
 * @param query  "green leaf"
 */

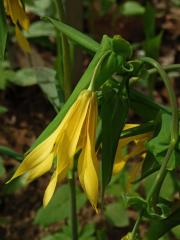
xmin=11 ymin=68 xmax=37 ymax=86
xmin=35 ymin=67 xmax=62 ymax=110
xmin=101 ymin=85 xmax=129 ymax=192
xmin=105 ymin=202 xmax=129 ymax=227
xmin=80 ymin=224 xmax=95 ymax=239
xmin=125 ymin=195 xmax=147 ymax=211
xmin=172 ymin=225 xmax=180 ymax=239
xmin=10 ymin=67 xmax=61 ymax=110
xmin=144 ymin=3 xmax=156 ymax=39
xmin=146 ymin=208 xmax=180 ymax=239
xmin=42 ymin=233 xmax=71 ymax=240
xmin=0 ymin=1 xmax=8 ymax=60
xmin=100 ymin=0 xmax=116 ymax=15
xmin=0 ymin=145 xmax=23 ymax=161
xmin=25 ymin=21 xmax=55 ymax=38
xmin=144 ymin=32 xmax=163 ymax=59
xmin=147 ymin=113 xmax=180 ymax=170
xmin=160 ymin=173 xmax=174 ymax=201
xmin=35 ymin=184 xmax=86 ymax=226
xmin=26 ymin=0 xmax=53 ymax=17
xmin=0 ymin=106 xmax=8 ymax=114
xmin=120 ymin=1 xmax=145 ymax=16
xmin=0 ymin=68 xmax=15 ymax=90
xmin=112 ymin=35 xmax=132 ymax=59
xmin=107 ymin=171 xmax=128 ymax=198
xmin=0 ymin=157 xmax=5 ymax=177
xmin=46 ymin=17 xmax=99 ymax=53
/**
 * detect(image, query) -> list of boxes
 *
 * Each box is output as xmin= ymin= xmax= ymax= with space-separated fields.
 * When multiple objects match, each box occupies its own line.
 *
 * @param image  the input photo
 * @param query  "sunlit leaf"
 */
xmin=0 ymin=1 xmax=8 ymax=60
xmin=120 ymin=1 xmax=145 ymax=16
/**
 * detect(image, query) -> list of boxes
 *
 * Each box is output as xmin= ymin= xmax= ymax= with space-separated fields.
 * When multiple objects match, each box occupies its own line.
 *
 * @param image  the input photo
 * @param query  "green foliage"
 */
xmin=101 ymin=84 xmax=129 ymax=192
xmin=144 ymin=32 xmax=163 ymax=59
xmin=0 ymin=106 xmax=8 ymax=114
xmin=26 ymin=0 xmax=53 ymax=17
xmin=147 ymin=113 xmax=180 ymax=170
xmin=0 ymin=157 xmax=6 ymax=177
xmin=100 ymin=0 xmax=116 ymax=15
xmin=42 ymin=224 xmax=96 ymax=240
xmin=143 ymin=3 xmax=162 ymax=59
xmin=120 ymin=1 xmax=145 ymax=16
xmin=144 ymin=3 xmax=156 ymax=39
xmin=35 ymin=184 xmax=86 ymax=226
xmin=105 ymin=202 xmax=129 ymax=227
xmin=24 ymin=21 xmax=55 ymax=38
xmin=46 ymin=17 xmax=99 ymax=53
xmin=0 ymin=1 xmax=8 ymax=61
xmin=0 ymin=145 xmax=23 ymax=161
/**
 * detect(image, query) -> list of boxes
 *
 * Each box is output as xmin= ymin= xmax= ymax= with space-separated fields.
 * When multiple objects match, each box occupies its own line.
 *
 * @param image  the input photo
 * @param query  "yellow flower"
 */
xmin=113 ymin=124 xmax=152 ymax=175
xmin=4 ymin=0 xmax=31 ymax=52
xmin=8 ymin=90 xmax=99 ymax=211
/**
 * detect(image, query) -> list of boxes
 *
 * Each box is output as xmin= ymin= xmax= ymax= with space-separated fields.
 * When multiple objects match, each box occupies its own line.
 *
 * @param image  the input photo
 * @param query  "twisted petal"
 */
xmin=113 ymin=128 xmax=152 ymax=175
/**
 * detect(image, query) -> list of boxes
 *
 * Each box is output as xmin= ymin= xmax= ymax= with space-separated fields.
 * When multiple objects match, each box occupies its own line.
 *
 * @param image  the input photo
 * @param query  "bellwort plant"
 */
xmin=2 ymin=1 xmax=180 ymax=240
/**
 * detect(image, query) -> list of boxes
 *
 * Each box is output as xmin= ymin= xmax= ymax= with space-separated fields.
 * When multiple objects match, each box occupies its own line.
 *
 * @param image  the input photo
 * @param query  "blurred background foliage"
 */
xmin=0 ymin=0 xmax=180 ymax=239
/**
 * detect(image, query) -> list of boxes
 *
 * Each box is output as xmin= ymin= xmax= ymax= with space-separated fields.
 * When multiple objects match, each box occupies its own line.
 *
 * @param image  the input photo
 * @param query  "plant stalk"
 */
xmin=140 ymin=57 xmax=179 ymax=208
xmin=69 ymin=170 xmax=78 ymax=240
xmin=131 ymin=210 xmax=143 ymax=240
xmin=54 ymin=0 xmax=72 ymax=99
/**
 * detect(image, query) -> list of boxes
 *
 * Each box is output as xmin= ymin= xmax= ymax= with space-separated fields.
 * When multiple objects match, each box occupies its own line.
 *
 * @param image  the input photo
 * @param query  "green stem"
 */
xmin=148 ymin=63 xmax=180 ymax=75
xmin=140 ymin=57 xmax=179 ymax=207
xmin=69 ymin=170 xmax=78 ymax=240
xmin=88 ymin=50 xmax=111 ymax=90
xmin=54 ymin=0 xmax=72 ymax=99
xmin=131 ymin=210 xmax=143 ymax=240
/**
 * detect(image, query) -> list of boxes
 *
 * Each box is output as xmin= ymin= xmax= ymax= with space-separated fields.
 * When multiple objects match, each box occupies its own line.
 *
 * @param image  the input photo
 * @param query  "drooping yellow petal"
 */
xmin=56 ymin=90 xmax=93 ymax=162
xmin=7 ymin=126 xmax=59 ymax=183
xmin=43 ymin=156 xmax=67 ymax=207
xmin=113 ymin=128 xmax=152 ymax=175
xmin=25 ymin=153 xmax=54 ymax=183
xmin=43 ymin=165 xmax=58 ymax=207
xmin=78 ymin=136 xmax=99 ymax=212
xmin=15 ymin=25 xmax=31 ymax=53
xmin=78 ymin=92 xmax=99 ymax=211
xmin=4 ymin=0 xmax=29 ymax=30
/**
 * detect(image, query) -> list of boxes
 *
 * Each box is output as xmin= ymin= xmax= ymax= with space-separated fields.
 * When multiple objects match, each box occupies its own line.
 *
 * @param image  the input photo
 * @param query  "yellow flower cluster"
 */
xmin=8 ymin=89 xmax=152 ymax=211
xmin=9 ymin=90 xmax=99 ymax=211
xmin=4 ymin=0 xmax=30 ymax=52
